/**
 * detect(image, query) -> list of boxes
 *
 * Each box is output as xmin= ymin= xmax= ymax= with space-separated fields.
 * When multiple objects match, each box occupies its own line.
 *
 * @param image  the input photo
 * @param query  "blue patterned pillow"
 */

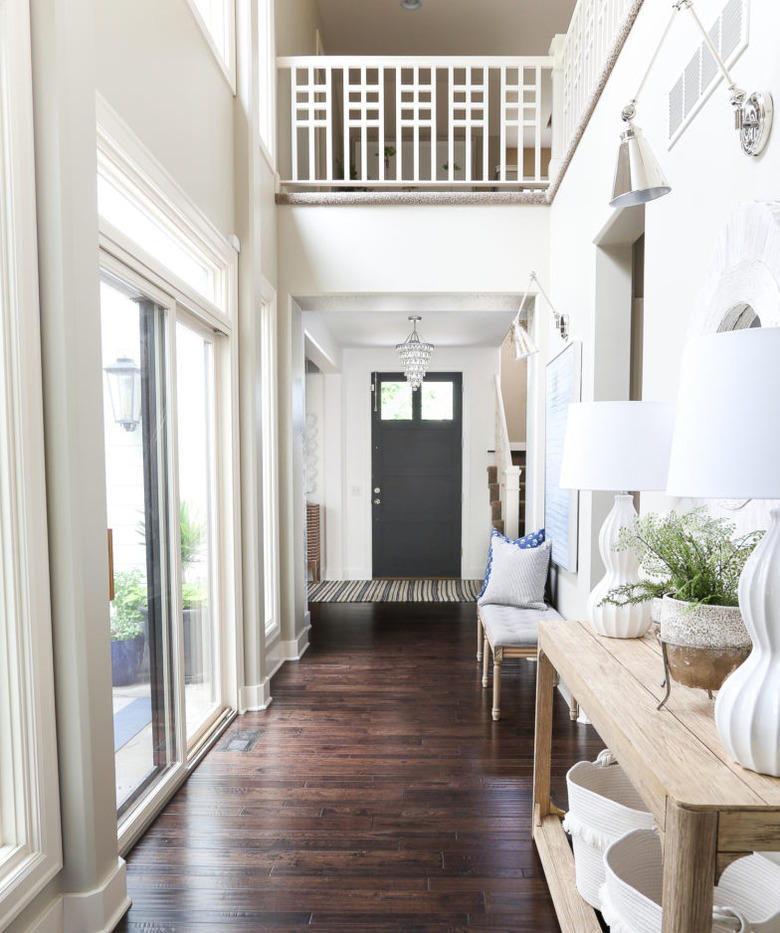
xmin=478 ymin=527 xmax=546 ymax=600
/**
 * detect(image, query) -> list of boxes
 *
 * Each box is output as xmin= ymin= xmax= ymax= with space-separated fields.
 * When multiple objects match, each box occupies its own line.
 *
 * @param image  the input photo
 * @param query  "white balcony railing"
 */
xmin=277 ymin=56 xmax=554 ymax=191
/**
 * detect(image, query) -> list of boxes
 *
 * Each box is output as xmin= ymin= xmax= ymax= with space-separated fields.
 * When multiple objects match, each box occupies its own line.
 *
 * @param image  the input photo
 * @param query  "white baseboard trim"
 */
xmin=62 ymin=858 xmax=130 ymax=933
xmin=282 ymin=628 xmax=310 ymax=661
xmin=26 ymin=898 xmax=62 ymax=933
xmin=342 ymin=567 xmax=370 ymax=579
xmin=238 ymin=679 xmax=273 ymax=712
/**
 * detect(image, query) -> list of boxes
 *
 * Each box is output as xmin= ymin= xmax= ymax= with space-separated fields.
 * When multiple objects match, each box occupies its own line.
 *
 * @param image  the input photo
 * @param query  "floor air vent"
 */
xmin=221 ymin=729 xmax=263 ymax=752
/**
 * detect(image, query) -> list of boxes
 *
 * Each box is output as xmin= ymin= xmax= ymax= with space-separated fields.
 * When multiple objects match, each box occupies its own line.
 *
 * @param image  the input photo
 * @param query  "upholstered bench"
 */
xmin=478 ymin=603 xmax=565 ymax=721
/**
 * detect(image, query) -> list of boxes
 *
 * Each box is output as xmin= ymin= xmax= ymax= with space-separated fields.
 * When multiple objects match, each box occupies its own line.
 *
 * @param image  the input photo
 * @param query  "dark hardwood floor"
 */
xmin=116 ymin=600 xmax=604 ymax=932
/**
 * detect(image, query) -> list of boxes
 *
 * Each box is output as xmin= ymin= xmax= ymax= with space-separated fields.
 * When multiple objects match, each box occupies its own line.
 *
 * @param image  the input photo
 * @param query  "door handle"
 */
xmin=373 ymin=498 xmax=381 ymax=505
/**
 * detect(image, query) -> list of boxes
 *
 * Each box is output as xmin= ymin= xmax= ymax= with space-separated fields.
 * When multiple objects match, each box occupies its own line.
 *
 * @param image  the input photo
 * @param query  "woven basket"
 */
xmin=562 ymin=750 xmax=654 ymax=909
xmin=714 ymin=854 xmax=780 ymax=932
xmin=601 ymin=830 xmax=780 ymax=933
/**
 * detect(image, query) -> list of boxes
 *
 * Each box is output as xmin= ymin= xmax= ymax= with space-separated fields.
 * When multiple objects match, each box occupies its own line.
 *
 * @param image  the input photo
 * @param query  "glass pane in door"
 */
xmin=421 ymin=381 xmax=454 ymax=420
xmin=175 ymin=321 xmax=219 ymax=743
xmin=101 ymin=276 xmax=174 ymax=814
xmin=380 ymin=381 xmax=413 ymax=420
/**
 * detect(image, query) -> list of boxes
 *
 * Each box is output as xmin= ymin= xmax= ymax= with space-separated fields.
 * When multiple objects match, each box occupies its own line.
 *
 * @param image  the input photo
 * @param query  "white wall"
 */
xmin=547 ymin=0 xmax=780 ymax=620
xmin=317 ymin=346 xmax=498 ymax=581
xmin=95 ymin=0 xmax=236 ymax=235
xmin=277 ymin=204 xmax=551 ymax=630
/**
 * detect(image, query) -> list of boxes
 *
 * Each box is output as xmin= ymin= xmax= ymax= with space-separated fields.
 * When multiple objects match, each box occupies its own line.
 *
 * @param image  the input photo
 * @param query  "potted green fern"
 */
xmin=600 ymin=508 xmax=763 ymax=693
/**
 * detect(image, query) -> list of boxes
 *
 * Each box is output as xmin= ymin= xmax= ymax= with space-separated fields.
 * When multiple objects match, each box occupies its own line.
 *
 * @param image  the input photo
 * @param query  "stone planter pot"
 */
xmin=111 ymin=634 xmax=145 ymax=687
xmin=659 ymin=595 xmax=751 ymax=693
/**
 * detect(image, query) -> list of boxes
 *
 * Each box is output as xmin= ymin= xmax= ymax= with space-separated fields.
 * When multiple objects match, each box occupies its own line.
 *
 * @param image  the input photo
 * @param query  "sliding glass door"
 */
xmin=101 ymin=274 xmax=175 ymax=814
xmin=175 ymin=319 xmax=221 ymax=743
xmin=101 ymin=270 xmax=226 ymax=818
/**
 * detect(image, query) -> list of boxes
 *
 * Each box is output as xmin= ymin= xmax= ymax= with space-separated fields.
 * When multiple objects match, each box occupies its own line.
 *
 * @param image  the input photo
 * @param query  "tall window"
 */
xmin=187 ymin=0 xmax=236 ymax=89
xmin=97 ymin=105 xmax=238 ymax=839
xmin=0 ymin=0 xmax=62 ymax=924
xmin=257 ymin=0 xmax=276 ymax=162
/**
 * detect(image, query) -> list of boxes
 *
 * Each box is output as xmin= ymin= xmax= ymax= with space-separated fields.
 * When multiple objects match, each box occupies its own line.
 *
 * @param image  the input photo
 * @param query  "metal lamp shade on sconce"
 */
xmin=104 ymin=355 xmax=142 ymax=431
xmin=610 ymin=122 xmax=671 ymax=208
xmin=511 ymin=321 xmax=538 ymax=361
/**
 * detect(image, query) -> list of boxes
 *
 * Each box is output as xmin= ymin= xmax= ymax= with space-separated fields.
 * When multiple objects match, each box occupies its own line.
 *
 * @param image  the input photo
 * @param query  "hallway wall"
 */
xmin=312 ymin=346 xmax=499 ymax=582
xmin=277 ymin=204 xmax=551 ymax=627
xmin=547 ymin=0 xmax=780 ymax=620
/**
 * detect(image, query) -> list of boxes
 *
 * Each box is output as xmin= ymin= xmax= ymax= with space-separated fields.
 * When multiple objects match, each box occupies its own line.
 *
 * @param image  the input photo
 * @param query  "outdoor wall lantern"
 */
xmin=104 ymin=355 xmax=142 ymax=431
xmin=610 ymin=0 xmax=773 ymax=208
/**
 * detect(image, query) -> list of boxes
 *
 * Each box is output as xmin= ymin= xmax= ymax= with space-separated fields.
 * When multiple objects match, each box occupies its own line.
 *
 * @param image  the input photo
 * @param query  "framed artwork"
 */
xmin=545 ymin=341 xmax=581 ymax=571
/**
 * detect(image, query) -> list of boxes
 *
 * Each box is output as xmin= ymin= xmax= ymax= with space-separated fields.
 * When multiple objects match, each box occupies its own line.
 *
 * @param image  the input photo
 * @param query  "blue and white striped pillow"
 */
xmin=478 ymin=527 xmax=546 ymax=600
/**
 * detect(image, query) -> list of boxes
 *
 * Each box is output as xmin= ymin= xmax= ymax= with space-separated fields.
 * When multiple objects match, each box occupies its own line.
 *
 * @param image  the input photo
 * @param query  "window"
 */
xmin=257 ymin=0 xmax=276 ymax=162
xmin=186 ymin=0 xmax=236 ymax=90
xmin=0 ymin=0 xmax=62 ymax=924
xmin=260 ymin=288 xmax=280 ymax=638
xmin=421 ymin=381 xmax=454 ymax=420
xmin=380 ymin=381 xmax=413 ymax=420
xmin=97 ymin=106 xmax=238 ymax=841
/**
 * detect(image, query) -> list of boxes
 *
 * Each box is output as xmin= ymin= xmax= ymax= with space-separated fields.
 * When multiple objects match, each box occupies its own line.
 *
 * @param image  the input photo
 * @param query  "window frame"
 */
xmin=96 ymin=103 xmax=240 ymax=850
xmin=185 ymin=0 xmax=237 ymax=93
xmin=0 ymin=0 xmax=63 ymax=923
xmin=260 ymin=283 xmax=281 ymax=641
xmin=257 ymin=0 xmax=276 ymax=166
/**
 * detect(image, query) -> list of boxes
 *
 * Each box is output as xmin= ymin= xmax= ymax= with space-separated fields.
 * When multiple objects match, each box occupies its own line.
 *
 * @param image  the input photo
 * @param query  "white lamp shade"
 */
xmin=667 ymin=327 xmax=780 ymax=500
xmin=559 ymin=401 xmax=675 ymax=492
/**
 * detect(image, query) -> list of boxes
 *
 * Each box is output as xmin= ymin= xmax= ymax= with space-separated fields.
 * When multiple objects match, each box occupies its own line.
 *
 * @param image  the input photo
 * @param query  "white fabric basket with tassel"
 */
xmin=715 ymin=854 xmax=780 ymax=932
xmin=562 ymin=750 xmax=655 ymax=909
xmin=601 ymin=829 xmax=780 ymax=933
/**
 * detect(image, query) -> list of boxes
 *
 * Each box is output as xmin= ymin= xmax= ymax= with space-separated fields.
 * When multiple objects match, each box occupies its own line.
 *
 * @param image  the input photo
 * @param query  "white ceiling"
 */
xmin=300 ymin=291 xmax=528 ymax=355
xmin=314 ymin=0 xmax=577 ymax=57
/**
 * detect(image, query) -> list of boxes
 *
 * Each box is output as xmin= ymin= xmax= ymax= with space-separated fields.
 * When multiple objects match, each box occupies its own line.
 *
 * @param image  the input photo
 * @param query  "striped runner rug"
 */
xmin=308 ymin=579 xmax=482 ymax=603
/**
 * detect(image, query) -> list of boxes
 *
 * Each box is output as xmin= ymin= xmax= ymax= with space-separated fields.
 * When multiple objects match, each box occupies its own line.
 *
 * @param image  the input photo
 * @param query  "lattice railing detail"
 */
xmin=449 ymin=66 xmax=489 ymax=183
xmin=278 ymin=56 xmax=553 ymax=190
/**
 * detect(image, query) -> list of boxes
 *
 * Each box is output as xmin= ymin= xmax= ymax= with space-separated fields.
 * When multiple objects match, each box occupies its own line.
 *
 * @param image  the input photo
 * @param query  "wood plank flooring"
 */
xmin=116 ymin=600 xmax=605 ymax=932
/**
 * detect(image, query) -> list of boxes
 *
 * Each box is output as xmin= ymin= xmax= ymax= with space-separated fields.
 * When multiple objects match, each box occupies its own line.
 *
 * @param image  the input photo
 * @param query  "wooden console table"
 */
xmin=532 ymin=619 xmax=780 ymax=933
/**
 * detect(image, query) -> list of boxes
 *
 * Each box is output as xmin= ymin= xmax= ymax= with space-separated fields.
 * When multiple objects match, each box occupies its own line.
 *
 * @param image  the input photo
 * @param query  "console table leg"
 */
xmin=662 ymin=803 xmax=717 ymax=933
xmin=532 ymin=649 xmax=556 ymax=828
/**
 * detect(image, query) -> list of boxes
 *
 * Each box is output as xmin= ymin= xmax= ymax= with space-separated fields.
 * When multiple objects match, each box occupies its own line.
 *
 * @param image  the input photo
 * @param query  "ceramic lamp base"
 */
xmin=715 ymin=509 xmax=780 ymax=776
xmin=588 ymin=494 xmax=652 ymax=639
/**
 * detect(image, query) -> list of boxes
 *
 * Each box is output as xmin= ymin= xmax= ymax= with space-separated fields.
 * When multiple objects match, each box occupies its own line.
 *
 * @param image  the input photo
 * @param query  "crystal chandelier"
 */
xmin=396 ymin=316 xmax=433 ymax=390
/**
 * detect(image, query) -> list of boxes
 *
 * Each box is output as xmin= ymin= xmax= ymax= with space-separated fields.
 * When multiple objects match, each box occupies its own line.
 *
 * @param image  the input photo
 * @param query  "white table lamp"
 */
xmin=560 ymin=401 xmax=675 ymax=638
xmin=667 ymin=326 xmax=780 ymax=777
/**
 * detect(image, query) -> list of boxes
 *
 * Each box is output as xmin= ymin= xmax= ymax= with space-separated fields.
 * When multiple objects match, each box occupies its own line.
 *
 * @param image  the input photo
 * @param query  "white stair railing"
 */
xmin=557 ymin=0 xmax=643 ymax=158
xmin=277 ymin=56 xmax=553 ymax=190
xmin=495 ymin=375 xmax=521 ymax=540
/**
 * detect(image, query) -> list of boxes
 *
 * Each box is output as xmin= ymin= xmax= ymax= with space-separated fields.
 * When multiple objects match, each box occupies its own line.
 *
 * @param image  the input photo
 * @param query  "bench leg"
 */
xmin=482 ymin=636 xmax=490 ymax=688
xmin=492 ymin=651 xmax=502 ymax=721
xmin=569 ymin=693 xmax=579 ymax=721
xmin=476 ymin=613 xmax=483 ymax=662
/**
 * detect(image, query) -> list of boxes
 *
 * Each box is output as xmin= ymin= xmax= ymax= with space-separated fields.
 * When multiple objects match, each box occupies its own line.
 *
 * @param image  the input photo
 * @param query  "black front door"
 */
xmin=371 ymin=372 xmax=462 ymax=578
